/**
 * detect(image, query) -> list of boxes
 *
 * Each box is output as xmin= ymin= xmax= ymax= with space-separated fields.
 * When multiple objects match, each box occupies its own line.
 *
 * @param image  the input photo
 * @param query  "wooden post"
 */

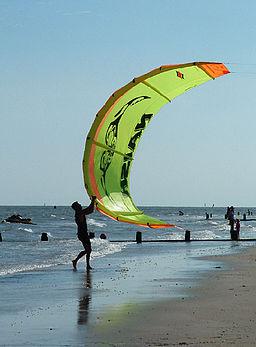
xmin=89 ymin=232 xmax=95 ymax=239
xmin=136 ymin=231 xmax=142 ymax=243
xmin=185 ymin=230 xmax=190 ymax=242
xmin=41 ymin=232 xmax=48 ymax=241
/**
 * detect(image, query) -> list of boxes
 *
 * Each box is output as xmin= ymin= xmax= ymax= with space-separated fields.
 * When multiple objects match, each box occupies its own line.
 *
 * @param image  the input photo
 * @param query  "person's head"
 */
xmin=71 ymin=201 xmax=82 ymax=211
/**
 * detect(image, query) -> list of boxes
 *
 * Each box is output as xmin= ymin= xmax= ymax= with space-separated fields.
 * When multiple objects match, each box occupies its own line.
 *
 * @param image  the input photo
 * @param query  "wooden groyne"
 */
xmin=109 ymin=231 xmax=256 ymax=243
xmin=241 ymin=218 xmax=256 ymax=222
xmin=110 ymin=238 xmax=256 ymax=243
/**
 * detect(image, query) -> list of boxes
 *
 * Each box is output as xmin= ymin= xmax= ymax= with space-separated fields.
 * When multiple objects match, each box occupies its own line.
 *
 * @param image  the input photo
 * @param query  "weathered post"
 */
xmin=89 ymin=232 xmax=95 ymax=239
xmin=136 ymin=231 xmax=142 ymax=243
xmin=185 ymin=230 xmax=191 ymax=242
xmin=41 ymin=232 xmax=48 ymax=241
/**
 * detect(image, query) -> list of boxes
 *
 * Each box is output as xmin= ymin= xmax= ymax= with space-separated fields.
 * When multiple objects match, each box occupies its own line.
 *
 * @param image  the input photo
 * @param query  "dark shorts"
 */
xmin=77 ymin=234 xmax=92 ymax=253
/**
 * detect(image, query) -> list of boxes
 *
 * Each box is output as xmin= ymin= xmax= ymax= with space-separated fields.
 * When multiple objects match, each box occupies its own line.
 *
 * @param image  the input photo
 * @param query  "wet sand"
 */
xmin=91 ymin=246 xmax=256 ymax=346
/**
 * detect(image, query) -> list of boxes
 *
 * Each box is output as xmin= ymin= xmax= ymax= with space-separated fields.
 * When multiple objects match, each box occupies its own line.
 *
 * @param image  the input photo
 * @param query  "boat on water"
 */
xmin=1 ymin=214 xmax=36 ymax=225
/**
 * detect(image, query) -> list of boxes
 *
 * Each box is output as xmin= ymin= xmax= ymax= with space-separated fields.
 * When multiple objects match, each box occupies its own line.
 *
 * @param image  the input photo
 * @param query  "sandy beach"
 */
xmin=90 ymin=246 xmax=256 ymax=346
xmin=2 ymin=243 xmax=256 ymax=346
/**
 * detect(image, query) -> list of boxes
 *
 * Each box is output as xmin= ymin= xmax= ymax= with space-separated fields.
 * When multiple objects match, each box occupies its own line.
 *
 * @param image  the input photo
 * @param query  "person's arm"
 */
xmin=81 ymin=196 xmax=97 ymax=215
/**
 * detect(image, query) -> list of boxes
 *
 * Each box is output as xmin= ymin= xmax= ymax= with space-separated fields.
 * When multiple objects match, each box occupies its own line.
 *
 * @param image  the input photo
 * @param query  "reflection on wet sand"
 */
xmin=77 ymin=270 xmax=92 ymax=325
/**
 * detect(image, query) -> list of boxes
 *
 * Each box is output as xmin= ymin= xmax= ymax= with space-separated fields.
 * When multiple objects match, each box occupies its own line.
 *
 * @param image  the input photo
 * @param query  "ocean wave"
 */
xmin=88 ymin=218 xmax=107 ymax=228
xmin=193 ymin=229 xmax=220 ymax=240
xmin=0 ymin=239 xmax=128 ymax=277
xmin=209 ymin=221 xmax=218 ymax=225
xmin=246 ymin=224 xmax=255 ymax=229
xmin=156 ymin=232 xmax=184 ymax=240
xmin=0 ymin=263 xmax=56 ymax=276
xmin=18 ymin=227 xmax=33 ymax=233
xmin=91 ymin=238 xmax=128 ymax=258
xmin=217 ymin=223 xmax=230 ymax=231
xmin=243 ymin=224 xmax=256 ymax=233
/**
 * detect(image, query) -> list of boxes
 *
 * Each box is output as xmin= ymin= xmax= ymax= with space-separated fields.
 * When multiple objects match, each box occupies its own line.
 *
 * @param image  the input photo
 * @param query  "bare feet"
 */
xmin=72 ymin=260 xmax=77 ymax=270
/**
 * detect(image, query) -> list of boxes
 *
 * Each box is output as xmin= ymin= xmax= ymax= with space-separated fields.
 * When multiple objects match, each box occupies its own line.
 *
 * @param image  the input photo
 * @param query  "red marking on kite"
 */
xmin=176 ymin=71 xmax=184 ymax=79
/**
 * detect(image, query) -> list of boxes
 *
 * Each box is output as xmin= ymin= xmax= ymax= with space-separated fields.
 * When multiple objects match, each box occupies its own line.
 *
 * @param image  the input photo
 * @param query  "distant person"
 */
xmin=71 ymin=196 xmax=96 ymax=270
xmin=205 ymin=212 xmax=209 ymax=220
xmin=235 ymin=219 xmax=240 ymax=239
xmin=227 ymin=206 xmax=234 ymax=222
xmin=227 ymin=206 xmax=235 ymax=233
xmin=225 ymin=206 xmax=230 ymax=219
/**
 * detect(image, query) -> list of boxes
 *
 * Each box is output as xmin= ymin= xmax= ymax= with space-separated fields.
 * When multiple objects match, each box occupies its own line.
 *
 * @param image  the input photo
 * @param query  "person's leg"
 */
xmin=86 ymin=251 xmax=92 ymax=270
xmin=82 ymin=242 xmax=92 ymax=270
xmin=72 ymin=250 xmax=86 ymax=270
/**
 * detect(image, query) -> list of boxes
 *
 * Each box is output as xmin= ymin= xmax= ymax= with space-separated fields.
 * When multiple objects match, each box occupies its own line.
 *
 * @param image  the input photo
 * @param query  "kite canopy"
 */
xmin=83 ymin=62 xmax=230 ymax=228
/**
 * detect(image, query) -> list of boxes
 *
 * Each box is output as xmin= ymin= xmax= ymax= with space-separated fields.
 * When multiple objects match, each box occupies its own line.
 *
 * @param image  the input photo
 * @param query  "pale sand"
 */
xmin=91 ymin=246 xmax=256 ymax=346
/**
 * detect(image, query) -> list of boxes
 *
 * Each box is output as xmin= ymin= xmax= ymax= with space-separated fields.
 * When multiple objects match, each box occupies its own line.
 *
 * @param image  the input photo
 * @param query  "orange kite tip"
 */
xmin=199 ymin=62 xmax=230 ymax=78
xmin=147 ymin=223 xmax=176 ymax=229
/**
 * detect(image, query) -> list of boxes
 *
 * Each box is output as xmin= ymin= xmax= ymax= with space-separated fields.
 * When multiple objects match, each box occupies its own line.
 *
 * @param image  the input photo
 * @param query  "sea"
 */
xmin=1 ymin=206 xmax=256 ymax=281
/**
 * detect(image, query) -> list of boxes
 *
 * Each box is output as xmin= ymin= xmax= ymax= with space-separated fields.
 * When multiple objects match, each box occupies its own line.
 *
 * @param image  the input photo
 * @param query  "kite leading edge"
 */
xmin=83 ymin=62 xmax=230 ymax=228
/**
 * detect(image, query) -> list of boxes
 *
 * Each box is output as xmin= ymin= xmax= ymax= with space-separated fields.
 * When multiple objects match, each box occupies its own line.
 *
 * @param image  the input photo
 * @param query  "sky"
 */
xmin=1 ymin=0 xmax=256 ymax=207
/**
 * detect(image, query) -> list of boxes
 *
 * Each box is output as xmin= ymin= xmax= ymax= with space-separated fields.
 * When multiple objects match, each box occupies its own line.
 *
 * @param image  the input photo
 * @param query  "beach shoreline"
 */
xmin=91 ymin=245 xmax=256 ymax=346
xmin=1 ymin=241 xmax=256 ymax=346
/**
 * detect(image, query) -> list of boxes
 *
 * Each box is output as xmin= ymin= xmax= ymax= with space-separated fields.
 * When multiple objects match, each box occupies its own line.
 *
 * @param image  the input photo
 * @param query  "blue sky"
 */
xmin=1 ymin=0 xmax=256 ymax=206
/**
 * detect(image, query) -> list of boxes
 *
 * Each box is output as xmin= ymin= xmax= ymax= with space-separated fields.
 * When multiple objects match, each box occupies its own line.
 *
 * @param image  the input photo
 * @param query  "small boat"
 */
xmin=1 ymin=214 xmax=36 ymax=225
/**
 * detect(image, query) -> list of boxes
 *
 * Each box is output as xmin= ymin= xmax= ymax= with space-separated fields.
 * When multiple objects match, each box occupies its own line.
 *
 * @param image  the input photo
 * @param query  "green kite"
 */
xmin=83 ymin=62 xmax=230 ymax=228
